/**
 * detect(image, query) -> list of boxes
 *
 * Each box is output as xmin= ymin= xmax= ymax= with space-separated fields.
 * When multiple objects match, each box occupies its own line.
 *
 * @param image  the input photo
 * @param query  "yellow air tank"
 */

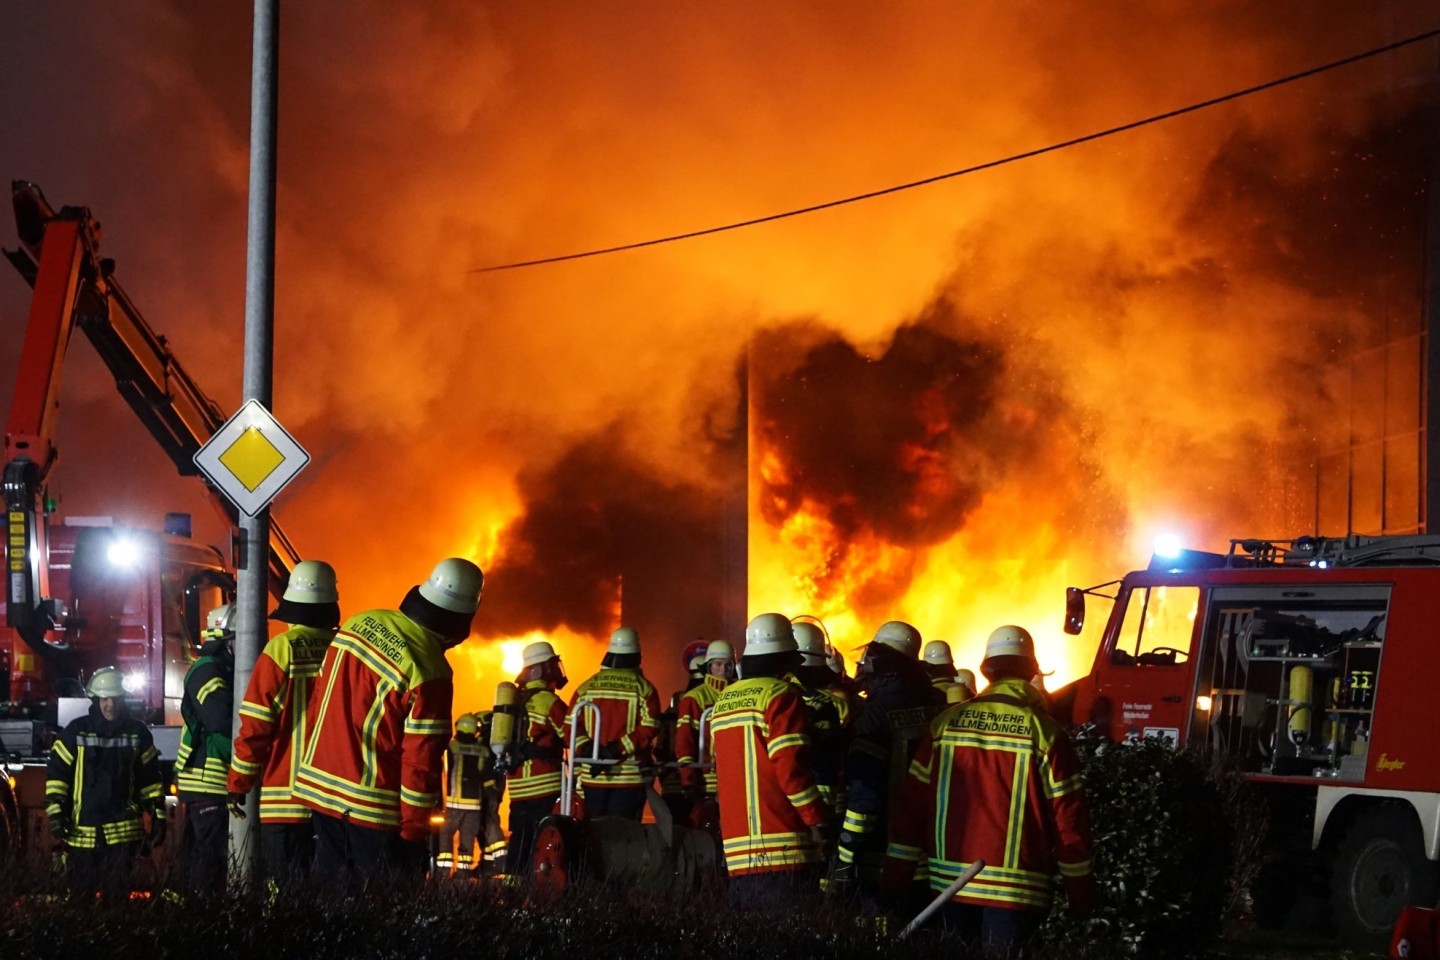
xmin=491 ymin=681 xmax=519 ymax=748
xmin=1287 ymin=664 xmax=1313 ymax=746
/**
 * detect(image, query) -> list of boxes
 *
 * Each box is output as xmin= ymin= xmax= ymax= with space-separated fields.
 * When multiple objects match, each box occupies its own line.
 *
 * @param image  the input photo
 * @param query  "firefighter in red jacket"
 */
xmin=567 ymin=627 xmax=661 ymax=821
xmin=711 ymin=613 xmax=831 ymax=909
xmin=675 ymin=639 xmax=734 ymax=805
xmin=788 ymin=620 xmax=852 ymax=816
xmin=226 ymin=559 xmax=341 ymax=887
xmin=504 ymin=640 xmax=570 ymax=873
xmin=883 ymin=625 xmax=1095 ymax=955
xmin=294 ymin=558 xmax=483 ymax=879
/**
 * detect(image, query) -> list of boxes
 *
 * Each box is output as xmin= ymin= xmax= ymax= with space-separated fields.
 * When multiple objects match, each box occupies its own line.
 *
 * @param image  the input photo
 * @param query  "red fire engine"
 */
xmin=0 ymin=180 xmax=300 ymax=856
xmin=1056 ymin=534 xmax=1440 ymax=951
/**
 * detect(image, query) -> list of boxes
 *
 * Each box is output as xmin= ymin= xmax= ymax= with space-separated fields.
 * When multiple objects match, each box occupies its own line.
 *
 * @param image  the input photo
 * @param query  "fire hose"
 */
xmin=895 ymin=859 xmax=987 ymax=941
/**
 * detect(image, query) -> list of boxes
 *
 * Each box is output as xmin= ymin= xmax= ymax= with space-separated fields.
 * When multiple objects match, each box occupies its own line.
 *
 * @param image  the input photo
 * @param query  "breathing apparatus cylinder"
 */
xmin=1287 ymin=664 xmax=1313 ymax=746
xmin=491 ymin=681 xmax=519 ymax=748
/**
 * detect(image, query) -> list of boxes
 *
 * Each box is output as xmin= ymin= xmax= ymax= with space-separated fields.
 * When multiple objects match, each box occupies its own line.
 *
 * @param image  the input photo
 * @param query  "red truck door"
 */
xmin=1089 ymin=580 xmax=1203 ymax=744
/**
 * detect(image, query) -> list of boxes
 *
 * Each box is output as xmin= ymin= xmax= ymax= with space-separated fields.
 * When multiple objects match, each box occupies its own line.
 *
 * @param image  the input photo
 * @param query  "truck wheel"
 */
xmin=1331 ymin=806 xmax=1438 ymax=952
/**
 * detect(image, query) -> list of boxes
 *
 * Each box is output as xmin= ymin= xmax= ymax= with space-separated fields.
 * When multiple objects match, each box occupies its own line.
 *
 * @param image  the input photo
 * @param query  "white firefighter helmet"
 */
xmin=203 ymin=603 xmax=235 ymax=638
xmin=983 ymin=624 xmax=1036 ymax=663
xmin=872 ymin=620 xmax=921 ymax=659
xmin=418 ymin=558 xmax=484 ymax=614
xmin=86 ymin=666 xmax=126 ymax=699
xmin=688 ymin=654 xmax=705 ymax=672
xmin=827 ymin=650 xmax=847 ymax=676
xmin=607 ymin=627 xmax=641 ymax=655
xmin=522 ymin=640 xmax=558 ymax=667
xmin=704 ymin=640 xmax=735 ymax=663
xmin=956 ymin=667 xmax=977 ymax=693
xmin=791 ymin=621 xmax=828 ymax=665
xmin=284 ymin=559 xmax=339 ymax=605
xmin=744 ymin=613 xmax=796 ymax=656
xmin=455 ymin=713 xmax=479 ymax=735
xmin=922 ymin=640 xmax=955 ymax=668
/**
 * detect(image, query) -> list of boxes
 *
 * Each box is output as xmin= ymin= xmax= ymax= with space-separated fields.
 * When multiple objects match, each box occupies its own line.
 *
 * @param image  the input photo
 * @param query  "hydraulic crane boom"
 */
xmin=3 ymin=180 xmax=300 ymax=650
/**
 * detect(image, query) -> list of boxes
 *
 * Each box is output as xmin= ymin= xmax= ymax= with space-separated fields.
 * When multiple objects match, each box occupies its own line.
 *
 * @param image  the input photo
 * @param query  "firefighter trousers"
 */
xmin=260 ymin=820 xmax=314 ymax=890
xmin=177 ymin=799 xmax=228 ymax=894
xmin=437 ymin=807 xmax=480 ymax=875
xmin=66 ymin=837 xmax=142 ymax=895
xmin=313 ymin=812 xmax=426 ymax=882
xmin=938 ymin=903 xmax=1043 ymax=959
xmin=584 ymin=786 xmax=645 ymax=821
xmin=727 ymin=865 xmax=824 ymax=914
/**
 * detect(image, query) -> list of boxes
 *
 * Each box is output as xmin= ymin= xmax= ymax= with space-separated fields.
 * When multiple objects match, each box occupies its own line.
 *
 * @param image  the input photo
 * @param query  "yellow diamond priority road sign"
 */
xmin=194 ymin=400 xmax=310 ymax=517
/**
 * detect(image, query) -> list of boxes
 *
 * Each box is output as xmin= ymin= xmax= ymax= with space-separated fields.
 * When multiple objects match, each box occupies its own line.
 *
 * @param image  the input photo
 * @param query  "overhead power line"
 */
xmin=474 ymin=27 xmax=1440 ymax=273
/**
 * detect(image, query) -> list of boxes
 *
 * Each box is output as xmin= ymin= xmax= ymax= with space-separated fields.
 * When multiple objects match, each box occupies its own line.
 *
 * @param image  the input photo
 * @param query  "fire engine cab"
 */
xmin=1058 ymin=534 xmax=1440 ymax=951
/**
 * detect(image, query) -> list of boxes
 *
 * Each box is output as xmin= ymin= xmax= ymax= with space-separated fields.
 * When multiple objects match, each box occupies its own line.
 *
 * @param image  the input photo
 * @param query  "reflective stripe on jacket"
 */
xmin=294 ymin=608 xmax=453 ymax=833
xmin=675 ymin=675 xmax=726 ymax=793
xmin=46 ymin=706 xmax=164 ymax=849
xmin=177 ymin=640 xmax=233 ymax=800
xmin=445 ymin=738 xmax=490 ymax=810
xmin=507 ymin=680 xmax=569 ymax=801
xmin=886 ymin=677 xmax=1094 ymax=911
xmin=227 ymin=625 xmax=335 ymax=822
xmin=709 ymin=676 xmax=827 ymax=876
xmin=568 ymin=668 xmax=660 ymax=789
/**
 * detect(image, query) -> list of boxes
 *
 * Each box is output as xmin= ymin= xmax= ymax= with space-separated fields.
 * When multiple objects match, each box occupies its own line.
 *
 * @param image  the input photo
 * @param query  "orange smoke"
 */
xmin=0 ymin=3 xmax=1434 ymax=702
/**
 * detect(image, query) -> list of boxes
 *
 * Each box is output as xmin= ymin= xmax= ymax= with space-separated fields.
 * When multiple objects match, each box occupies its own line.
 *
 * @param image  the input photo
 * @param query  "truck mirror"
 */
xmin=1064 ymin=587 xmax=1085 ymax=635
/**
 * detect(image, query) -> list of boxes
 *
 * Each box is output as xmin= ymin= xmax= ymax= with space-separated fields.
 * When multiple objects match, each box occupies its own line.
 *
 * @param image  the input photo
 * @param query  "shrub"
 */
xmin=1042 ymin=733 xmax=1250 ymax=958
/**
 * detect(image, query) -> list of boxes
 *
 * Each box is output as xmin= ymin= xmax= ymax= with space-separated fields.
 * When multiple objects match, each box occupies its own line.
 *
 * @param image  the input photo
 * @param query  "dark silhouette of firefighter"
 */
xmin=176 ymin=603 xmax=236 ymax=893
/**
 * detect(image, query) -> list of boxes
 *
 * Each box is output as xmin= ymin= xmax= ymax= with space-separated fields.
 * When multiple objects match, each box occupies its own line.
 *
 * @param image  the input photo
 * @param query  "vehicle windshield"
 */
xmin=1112 ymin=585 xmax=1201 ymax=666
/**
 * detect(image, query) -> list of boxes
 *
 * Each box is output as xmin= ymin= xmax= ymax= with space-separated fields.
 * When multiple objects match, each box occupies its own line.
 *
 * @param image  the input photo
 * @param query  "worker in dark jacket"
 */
xmin=46 ymin=666 xmax=165 ymax=893
xmin=829 ymin=620 xmax=945 ymax=900
xmin=175 ymin=603 xmax=236 ymax=893
xmin=438 ymin=713 xmax=490 ymax=878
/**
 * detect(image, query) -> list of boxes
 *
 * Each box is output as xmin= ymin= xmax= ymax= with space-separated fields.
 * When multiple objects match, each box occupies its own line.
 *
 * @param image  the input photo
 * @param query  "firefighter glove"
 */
xmin=227 ymin=791 xmax=248 ymax=820
xmin=49 ymin=812 xmax=70 ymax=841
xmin=808 ymin=821 xmax=836 ymax=853
xmin=597 ymin=741 xmax=626 ymax=762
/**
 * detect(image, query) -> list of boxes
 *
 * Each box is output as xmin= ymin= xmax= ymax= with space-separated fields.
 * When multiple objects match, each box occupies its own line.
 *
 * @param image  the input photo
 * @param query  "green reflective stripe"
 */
xmin=52 ymin=740 xmax=73 ymax=765
xmin=231 ymin=756 xmax=262 ymax=776
xmin=709 ymin=711 xmax=764 ymax=731
xmin=196 ymin=676 xmax=226 ymax=703
xmin=139 ymin=783 xmax=163 ymax=800
xmin=404 ymin=717 xmax=448 ymax=736
xmin=45 ymin=780 xmax=70 ymax=796
xmin=620 ymin=734 xmax=635 ymax=754
xmin=359 ymin=680 xmax=392 ymax=788
xmin=767 ymin=732 xmax=809 ymax=757
xmin=45 ymin=803 xmax=63 ymax=816
xmin=1004 ymin=759 xmax=1029 ymax=870
xmin=338 ymin=635 xmax=406 ymax=689
xmin=934 ymin=736 xmax=954 ymax=861
xmin=939 ymin=731 xmax=1034 ymax=754
xmin=744 ymin=729 xmax=760 ymax=839
xmin=240 ymin=701 xmax=276 ymax=722
xmin=843 ymin=810 xmax=877 ymax=833
xmin=1059 ymin=858 xmax=1093 ymax=877
xmin=299 ymin=766 xmax=400 ymax=804
xmin=837 ymin=846 xmax=856 ymax=864
xmin=74 ymin=745 xmax=85 ymax=814
xmin=887 ymin=842 xmax=923 ymax=861
xmin=786 ymin=785 xmax=820 ymax=808
xmin=1047 ymin=771 xmax=1083 ymax=799
xmin=400 ymin=786 xmax=438 ymax=808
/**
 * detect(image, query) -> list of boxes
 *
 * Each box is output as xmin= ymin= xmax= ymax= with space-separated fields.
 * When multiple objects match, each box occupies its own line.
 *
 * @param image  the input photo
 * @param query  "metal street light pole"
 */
xmin=230 ymin=0 xmax=279 ymax=884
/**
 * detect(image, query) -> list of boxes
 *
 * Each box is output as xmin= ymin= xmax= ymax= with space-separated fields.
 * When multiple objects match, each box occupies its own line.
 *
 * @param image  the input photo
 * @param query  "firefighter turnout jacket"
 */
xmin=675 ymin=674 xmax=726 ymax=794
xmin=46 ymin=704 xmax=164 ymax=848
xmin=838 ymin=669 xmax=944 ymax=873
xmin=227 ymin=625 xmax=335 ymax=822
xmin=294 ymin=608 xmax=453 ymax=838
xmin=569 ymin=667 xmax=661 ymax=790
xmin=445 ymin=734 xmax=494 ymax=810
xmin=786 ymin=672 xmax=851 ymax=814
xmin=709 ymin=676 xmax=828 ymax=876
xmin=176 ymin=638 xmax=234 ymax=800
xmin=507 ymin=680 xmax=569 ymax=801
xmin=886 ymin=677 xmax=1094 ymax=911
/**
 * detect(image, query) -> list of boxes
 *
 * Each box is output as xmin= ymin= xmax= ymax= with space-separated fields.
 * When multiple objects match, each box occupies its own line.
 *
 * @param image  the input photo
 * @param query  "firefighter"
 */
xmin=294 ymin=558 xmax=483 ymax=880
xmin=567 ymin=627 xmax=661 ymax=821
xmin=475 ymin=710 xmax=508 ymax=875
xmin=883 ymin=625 xmax=1095 ymax=956
xmin=175 ymin=603 xmax=236 ymax=894
xmin=45 ymin=666 xmax=165 ymax=893
xmin=504 ymin=640 xmax=569 ymax=873
xmin=788 ymin=621 xmax=852 ymax=816
xmin=226 ymin=559 xmax=341 ymax=888
xmin=922 ymin=640 xmax=961 ymax=695
xmin=830 ymin=620 xmax=945 ymax=899
xmin=954 ymin=668 xmax=978 ymax=702
xmin=675 ymin=640 xmax=734 ymax=806
xmin=711 ymin=613 xmax=831 ymax=910
xmin=436 ymin=713 xmax=491 ymax=878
